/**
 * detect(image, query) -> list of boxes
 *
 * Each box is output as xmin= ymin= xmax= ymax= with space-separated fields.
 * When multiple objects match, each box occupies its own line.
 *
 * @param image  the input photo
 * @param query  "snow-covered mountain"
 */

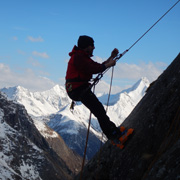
xmin=1 ymin=85 xmax=70 ymax=117
xmin=0 ymin=92 xmax=74 ymax=180
xmin=1 ymin=77 xmax=150 ymax=159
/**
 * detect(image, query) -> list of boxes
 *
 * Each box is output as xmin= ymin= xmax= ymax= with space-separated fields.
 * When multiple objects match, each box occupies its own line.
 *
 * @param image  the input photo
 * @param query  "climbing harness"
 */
xmin=79 ymin=1 xmax=180 ymax=179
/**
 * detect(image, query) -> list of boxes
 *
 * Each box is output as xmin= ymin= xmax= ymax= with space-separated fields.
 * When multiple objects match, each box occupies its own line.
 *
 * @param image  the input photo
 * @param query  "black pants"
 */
xmin=67 ymin=85 xmax=117 ymax=139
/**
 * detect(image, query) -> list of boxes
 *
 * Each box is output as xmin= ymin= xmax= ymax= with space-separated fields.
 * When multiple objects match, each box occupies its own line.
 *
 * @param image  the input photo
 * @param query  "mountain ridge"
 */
xmin=1 ymin=77 xmax=150 ymax=159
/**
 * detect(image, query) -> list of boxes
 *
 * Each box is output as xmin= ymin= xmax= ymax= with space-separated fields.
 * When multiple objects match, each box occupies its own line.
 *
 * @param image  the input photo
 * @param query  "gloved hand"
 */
xmin=104 ymin=48 xmax=119 ymax=68
xmin=111 ymin=48 xmax=119 ymax=58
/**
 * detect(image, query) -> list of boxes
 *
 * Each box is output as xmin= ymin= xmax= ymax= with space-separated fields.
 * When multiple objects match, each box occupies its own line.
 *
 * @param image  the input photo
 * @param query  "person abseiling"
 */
xmin=65 ymin=35 xmax=121 ymax=140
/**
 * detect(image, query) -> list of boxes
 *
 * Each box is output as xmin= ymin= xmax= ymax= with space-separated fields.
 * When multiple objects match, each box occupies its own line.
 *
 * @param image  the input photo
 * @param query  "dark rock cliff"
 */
xmin=77 ymin=53 xmax=180 ymax=180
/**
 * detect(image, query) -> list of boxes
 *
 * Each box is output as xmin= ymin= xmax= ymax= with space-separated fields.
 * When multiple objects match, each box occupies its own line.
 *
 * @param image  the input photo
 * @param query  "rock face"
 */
xmin=0 ymin=93 xmax=74 ymax=180
xmin=77 ymin=53 xmax=180 ymax=180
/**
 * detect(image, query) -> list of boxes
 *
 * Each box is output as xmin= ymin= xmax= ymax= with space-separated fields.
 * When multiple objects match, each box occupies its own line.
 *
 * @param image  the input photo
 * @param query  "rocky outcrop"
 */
xmin=77 ymin=53 xmax=180 ymax=180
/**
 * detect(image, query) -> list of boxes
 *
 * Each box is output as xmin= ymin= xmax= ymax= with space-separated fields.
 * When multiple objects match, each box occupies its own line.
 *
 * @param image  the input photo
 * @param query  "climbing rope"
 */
xmin=80 ymin=85 xmax=95 ymax=180
xmin=79 ymin=1 xmax=180 ymax=178
xmin=80 ymin=111 xmax=92 ymax=180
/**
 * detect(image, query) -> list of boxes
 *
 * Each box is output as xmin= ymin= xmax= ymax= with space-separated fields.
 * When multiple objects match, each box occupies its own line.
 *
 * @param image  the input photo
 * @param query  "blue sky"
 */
xmin=0 ymin=0 xmax=180 ymax=93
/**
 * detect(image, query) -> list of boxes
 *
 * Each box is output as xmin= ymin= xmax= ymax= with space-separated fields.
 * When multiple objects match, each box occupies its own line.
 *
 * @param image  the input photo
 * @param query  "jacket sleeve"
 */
xmin=73 ymin=54 xmax=106 ymax=74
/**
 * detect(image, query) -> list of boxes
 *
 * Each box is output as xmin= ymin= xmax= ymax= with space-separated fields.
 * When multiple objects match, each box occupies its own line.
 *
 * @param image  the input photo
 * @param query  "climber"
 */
xmin=65 ymin=35 xmax=121 ymax=140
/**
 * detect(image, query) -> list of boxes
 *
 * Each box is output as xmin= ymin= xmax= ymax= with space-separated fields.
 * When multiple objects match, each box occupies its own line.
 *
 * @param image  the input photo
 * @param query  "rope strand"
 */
xmin=80 ymin=85 xmax=95 ymax=180
xmin=128 ymin=0 xmax=180 ymax=51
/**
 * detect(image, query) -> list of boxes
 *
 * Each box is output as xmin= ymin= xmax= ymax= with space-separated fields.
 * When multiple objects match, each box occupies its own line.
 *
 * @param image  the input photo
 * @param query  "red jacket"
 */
xmin=65 ymin=46 xmax=106 ymax=91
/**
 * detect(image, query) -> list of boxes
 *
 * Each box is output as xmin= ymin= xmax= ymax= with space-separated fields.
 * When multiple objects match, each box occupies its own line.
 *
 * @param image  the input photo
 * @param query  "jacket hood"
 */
xmin=69 ymin=46 xmax=83 ymax=56
xmin=69 ymin=45 xmax=92 ymax=57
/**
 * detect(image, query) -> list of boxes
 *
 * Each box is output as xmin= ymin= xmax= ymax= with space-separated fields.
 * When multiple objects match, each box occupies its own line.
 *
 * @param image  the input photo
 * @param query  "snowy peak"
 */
xmin=1 ymin=85 xmax=71 ymax=117
xmin=1 ymin=78 xmax=149 ymax=117
xmin=121 ymin=77 xmax=149 ymax=94
xmin=99 ymin=77 xmax=149 ymax=106
xmin=98 ymin=77 xmax=150 ymax=127
xmin=126 ymin=77 xmax=149 ymax=101
xmin=131 ymin=77 xmax=149 ymax=91
xmin=1 ymin=86 xmax=30 ymax=100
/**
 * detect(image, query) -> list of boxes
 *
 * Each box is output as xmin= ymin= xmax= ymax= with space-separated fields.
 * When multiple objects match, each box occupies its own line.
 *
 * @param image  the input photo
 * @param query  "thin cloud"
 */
xmin=92 ymin=56 xmax=165 ymax=93
xmin=27 ymin=36 xmax=44 ymax=42
xmin=114 ymin=62 xmax=164 ymax=82
xmin=0 ymin=63 xmax=55 ymax=92
xmin=27 ymin=57 xmax=42 ymax=67
xmin=32 ymin=51 xmax=49 ymax=59
xmin=0 ymin=59 xmax=165 ymax=94
xmin=93 ymin=56 xmax=164 ymax=82
xmin=93 ymin=56 xmax=105 ymax=63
